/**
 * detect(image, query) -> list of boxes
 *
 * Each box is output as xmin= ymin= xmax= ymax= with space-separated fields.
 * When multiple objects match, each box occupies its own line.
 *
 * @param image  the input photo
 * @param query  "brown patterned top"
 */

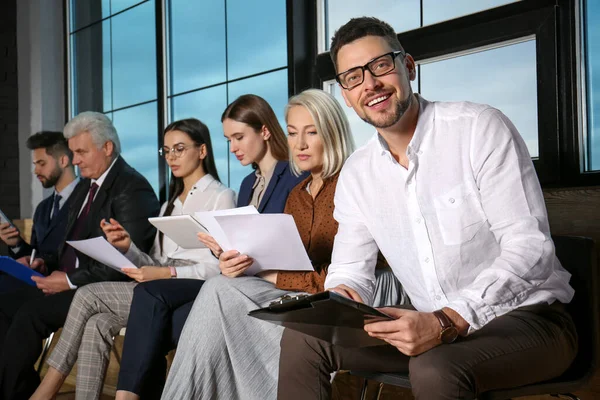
xmin=275 ymin=173 xmax=340 ymax=293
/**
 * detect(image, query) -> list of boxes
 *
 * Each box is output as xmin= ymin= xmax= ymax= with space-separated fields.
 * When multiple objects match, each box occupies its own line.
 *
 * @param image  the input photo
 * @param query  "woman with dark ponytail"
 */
xmin=30 ymin=118 xmax=235 ymax=400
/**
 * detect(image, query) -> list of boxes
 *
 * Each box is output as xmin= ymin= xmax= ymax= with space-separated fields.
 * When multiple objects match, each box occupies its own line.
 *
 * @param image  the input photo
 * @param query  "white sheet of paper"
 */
xmin=194 ymin=205 xmax=258 ymax=250
xmin=66 ymin=237 xmax=138 ymax=274
xmin=148 ymin=215 xmax=208 ymax=249
xmin=214 ymin=213 xmax=313 ymax=275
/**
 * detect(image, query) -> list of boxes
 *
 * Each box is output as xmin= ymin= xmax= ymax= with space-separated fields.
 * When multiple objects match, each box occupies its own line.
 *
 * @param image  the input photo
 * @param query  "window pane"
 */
xmin=171 ymin=86 xmax=230 ymax=188
xmin=112 ymin=102 xmax=160 ymax=195
xmin=420 ymin=40 xmax=538 ymax=157
xmin=110 ymin=1 xmax=157 ymax=109
xmin=326 ymin=70 xmax=419 ymax=148
xmin=70 ymin=0 xmax=110 ymax=32
xmin=585 ymin=0 xmax=600 ymax=170
xmin=168 ymin=0 xmax=226 ymax=95
xmin=226 ymin=0 xmax=287 ymax=80
xmin=71 ymin=21 xmax=109 ymax=114
xmin=111 ymin=0 xmax=148 ymax=15
xmin=227 ymin=70 xmax=289 ymax=192
xmin=423 ymin=0 xmax=519 ymax=26
xmin=325 ymin=0 xmax=420 ymax=51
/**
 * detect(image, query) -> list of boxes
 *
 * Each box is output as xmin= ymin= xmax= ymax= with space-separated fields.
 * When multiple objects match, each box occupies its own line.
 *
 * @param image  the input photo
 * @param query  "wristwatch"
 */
xmin=432 ymin=309 xmax=459 ymax=344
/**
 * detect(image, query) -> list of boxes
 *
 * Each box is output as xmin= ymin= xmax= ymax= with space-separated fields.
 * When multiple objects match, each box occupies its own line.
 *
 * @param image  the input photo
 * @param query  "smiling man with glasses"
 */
xmin=277 ymin=16 xmax=576 ymax=400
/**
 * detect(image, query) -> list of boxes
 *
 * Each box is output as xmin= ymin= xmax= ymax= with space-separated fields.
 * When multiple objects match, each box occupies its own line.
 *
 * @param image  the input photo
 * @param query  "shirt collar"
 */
xmin=91 ymin=156 xmax=119 ymax=189
xmin=55 ymin=177 xmax=80 ymax=201
xmin=193 ymin=174 xmax=215 ymax=193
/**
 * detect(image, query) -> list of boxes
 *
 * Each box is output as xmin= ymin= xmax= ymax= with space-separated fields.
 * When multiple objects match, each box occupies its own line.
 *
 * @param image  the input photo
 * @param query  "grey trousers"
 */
xmin=161 ymin=275 xmax=291 ymax=400
xmin=161 ymin=270 xmax=404 ymax=400
xmin=46 ymin=281 xmax=137 ymax=400
xmin=277 ymin=302 xmax=578 ymax=400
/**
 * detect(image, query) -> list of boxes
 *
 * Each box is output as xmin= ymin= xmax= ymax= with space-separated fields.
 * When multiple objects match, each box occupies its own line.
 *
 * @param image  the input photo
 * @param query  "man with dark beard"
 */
xmin=0 ymin=131 xmax=78 ymax=292
xmin=277 ymin=17 xmax=576 ymax=400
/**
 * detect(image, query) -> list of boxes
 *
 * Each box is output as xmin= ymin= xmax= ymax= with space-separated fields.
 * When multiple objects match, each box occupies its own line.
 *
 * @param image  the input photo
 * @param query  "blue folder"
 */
xmin=0 ymin=256 xmax=44 ymax=286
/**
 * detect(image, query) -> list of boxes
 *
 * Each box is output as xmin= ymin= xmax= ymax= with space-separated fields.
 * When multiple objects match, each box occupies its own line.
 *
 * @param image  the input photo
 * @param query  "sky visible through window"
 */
xmin=69 ymin=0 xmax=600 ymax=197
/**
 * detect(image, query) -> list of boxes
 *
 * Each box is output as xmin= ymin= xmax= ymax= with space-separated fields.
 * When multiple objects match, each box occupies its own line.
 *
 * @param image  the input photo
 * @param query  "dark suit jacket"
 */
xmin=237 ymin=160 xmax=308 ymax=213
xmin=11 ymin=191 xmax=74 ymax=271
xmin=52 ymin=157 xmax=160 ymax=287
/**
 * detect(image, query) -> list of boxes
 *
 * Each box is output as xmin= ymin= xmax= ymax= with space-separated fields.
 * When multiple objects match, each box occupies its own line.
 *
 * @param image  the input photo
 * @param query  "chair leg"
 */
xmin=37 ymin=331 xmax=55 ymax=375
xmin=360 ymin=378 xmax=369 ymax=400
xmin=375 ymin=381 xmax=384 ymax=400
xmin=111 ymin=335 xmax=121 ymax=366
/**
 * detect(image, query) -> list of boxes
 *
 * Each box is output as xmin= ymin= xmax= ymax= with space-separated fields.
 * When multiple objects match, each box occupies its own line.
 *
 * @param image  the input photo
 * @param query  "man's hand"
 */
xmin=122 ymin=266 xmax=170 ymax=283
xmin=197 ymin=233 xmax=224 ymax=258
xmin=16 ymin=256 xmax=47 ymax=274
xmin=328 ymin=284 xmax=364 ymax=303
xmin=31 ymin=271 xmax=71 ymax=295
xmin=364 ymin=308 xmax=441 ymax=356
xmin=0 ymin=222 xmax=22 ymax=247
xmin=101 ymin=218 xmax=131 ymax=254
xmin=219 ymin=250 xmax=253 ymax=278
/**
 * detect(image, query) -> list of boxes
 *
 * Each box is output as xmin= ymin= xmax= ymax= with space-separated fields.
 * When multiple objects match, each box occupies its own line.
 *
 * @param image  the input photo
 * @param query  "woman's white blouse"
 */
xmin=124 ymin=174 xmax=236 ymax=280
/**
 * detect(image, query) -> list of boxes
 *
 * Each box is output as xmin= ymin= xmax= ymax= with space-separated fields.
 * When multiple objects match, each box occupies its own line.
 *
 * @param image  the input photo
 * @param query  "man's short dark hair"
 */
xmin=330 ymin=17 xmax=403 ymax=71
xmin=26 ymin=131 xmax=73 ymax=163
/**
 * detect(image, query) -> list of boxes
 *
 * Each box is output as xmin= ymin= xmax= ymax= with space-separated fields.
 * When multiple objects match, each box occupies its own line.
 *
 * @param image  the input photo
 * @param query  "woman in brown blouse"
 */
xmin=161 ymin=89 xmax=356 ymax=400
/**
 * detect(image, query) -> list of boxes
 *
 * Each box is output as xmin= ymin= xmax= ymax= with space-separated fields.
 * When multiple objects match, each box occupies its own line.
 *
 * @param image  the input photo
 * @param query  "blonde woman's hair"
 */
xmin=285 ymin=89 xmax=355 ymax=179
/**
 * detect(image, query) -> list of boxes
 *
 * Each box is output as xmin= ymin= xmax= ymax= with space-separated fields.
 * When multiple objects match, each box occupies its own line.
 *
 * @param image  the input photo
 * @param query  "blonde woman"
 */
xmin=161 ymin=89 xmax=399 ymax=400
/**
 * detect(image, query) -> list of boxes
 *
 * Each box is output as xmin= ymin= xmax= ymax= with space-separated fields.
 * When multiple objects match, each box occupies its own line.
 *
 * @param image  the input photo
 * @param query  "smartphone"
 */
xmin=0 ymin=208 xmax=16 ymax=228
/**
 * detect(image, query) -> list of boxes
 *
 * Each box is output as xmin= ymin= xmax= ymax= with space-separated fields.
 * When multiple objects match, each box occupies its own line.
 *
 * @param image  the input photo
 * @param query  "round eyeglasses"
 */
xmin=158 ymin=144 xmax=197 ymax=159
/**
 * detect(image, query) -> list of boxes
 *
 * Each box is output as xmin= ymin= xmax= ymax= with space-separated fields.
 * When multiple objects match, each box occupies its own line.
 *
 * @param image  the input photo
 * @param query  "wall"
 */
xmin=0 ymin=0 xmax=19 ymax=255
xmin=16 ymin=0 xmax=66 ymax=219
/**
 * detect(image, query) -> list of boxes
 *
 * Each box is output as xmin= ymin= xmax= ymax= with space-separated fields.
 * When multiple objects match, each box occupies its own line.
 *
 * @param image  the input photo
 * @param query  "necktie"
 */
xmin=50 ymin=194 xmax=62 ymax=222
xmin=60 ymin=183 xmax=99 ymax=273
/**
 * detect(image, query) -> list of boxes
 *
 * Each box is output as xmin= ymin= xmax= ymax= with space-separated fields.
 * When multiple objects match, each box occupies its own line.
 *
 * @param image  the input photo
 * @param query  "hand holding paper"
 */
xmin=214 ymin=213 xmax=313 ymax=275
xmin=66 ymin=237 xmax=138 ymax=274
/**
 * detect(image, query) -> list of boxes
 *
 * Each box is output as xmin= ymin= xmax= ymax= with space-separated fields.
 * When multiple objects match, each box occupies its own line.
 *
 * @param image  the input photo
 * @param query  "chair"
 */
xmin=352 ymin=236 xmax=599 ymax=400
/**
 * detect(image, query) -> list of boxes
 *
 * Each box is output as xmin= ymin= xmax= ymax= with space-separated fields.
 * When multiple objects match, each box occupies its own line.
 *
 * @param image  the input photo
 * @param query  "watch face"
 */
xmin=440 ymin=327 xmax=459 ymax=344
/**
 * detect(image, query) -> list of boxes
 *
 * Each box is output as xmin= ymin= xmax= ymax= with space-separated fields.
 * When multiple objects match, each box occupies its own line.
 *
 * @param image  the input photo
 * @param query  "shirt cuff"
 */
xmin=445 ymin=298 xmax=495 ymax=333
xmin=66 ymin=275 xmax=78 ymax=290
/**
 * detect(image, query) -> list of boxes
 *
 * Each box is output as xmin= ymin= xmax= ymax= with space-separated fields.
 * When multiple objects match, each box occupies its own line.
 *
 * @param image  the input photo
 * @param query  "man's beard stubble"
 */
xmin=40 ymin=165 xmax=62 ymax=189
xmin=362 ymin=88 xmax=414 ymax=129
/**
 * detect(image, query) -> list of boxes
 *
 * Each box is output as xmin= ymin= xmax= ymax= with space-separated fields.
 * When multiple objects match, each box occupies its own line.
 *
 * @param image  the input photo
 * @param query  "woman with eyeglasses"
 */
xmin=30 ymin=118 xmax=236 ymax=400
xmin=110 ymin=94 xmax=308 ymax=400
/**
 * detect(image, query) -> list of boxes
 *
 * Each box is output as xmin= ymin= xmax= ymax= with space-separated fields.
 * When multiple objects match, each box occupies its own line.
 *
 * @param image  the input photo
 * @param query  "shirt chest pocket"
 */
xmin=433 ymin=183 xmax=486 ymax=246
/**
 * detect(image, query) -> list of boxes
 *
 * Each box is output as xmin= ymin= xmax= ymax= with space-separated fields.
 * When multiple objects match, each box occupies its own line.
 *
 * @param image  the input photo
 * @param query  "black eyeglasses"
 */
xmin=158 ymin=144 xmax=197 ymax=159
xmin=335 ymin=51 xmax=405 ymax=90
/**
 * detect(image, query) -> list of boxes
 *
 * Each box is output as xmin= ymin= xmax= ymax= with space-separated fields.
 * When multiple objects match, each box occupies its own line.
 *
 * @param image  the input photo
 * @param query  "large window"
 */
xmin=70 ymin=1 xmax=159 ymax=194
xmin=167 ymin=0 xmax=288 ymax=193
xmin=68 ymin=0 xmax=289 ymax=199
xmin=315 ymin=0 xmax=586 ymax=184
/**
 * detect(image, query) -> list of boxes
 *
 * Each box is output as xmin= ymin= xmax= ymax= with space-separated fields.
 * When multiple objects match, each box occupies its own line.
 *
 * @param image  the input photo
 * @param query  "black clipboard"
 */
xmin=248 ymin=291 xmax=393 ymax=347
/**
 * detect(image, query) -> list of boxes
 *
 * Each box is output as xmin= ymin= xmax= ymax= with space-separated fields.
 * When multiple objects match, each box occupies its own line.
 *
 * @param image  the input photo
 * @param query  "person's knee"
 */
xmin=409 ymin=352 xmax=474 ymax=399
xmin=84 ymin=314 xmax=120 ymax=341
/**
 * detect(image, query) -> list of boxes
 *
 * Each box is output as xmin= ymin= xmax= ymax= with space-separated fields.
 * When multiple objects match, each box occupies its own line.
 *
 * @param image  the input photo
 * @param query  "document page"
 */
xmin=148 ymin=215 xmax=209 ymax=249
xmin=194 ymin=205 xmax=258 ymax=250
xmin=214 ymin=213 xmax=313 ymax=275
xmin=66 ymin=237 xmax=138 ymax=273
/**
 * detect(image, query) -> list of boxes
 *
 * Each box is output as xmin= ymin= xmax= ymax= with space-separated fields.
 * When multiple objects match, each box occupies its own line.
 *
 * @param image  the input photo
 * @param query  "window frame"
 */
xmin=310 ymin=0 xmax=596 ymax=187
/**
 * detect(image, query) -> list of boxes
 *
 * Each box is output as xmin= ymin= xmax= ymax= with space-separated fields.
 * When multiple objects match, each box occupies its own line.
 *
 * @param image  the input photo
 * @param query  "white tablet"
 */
xmin=148 ymin=215 xmax=208 ymax=249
